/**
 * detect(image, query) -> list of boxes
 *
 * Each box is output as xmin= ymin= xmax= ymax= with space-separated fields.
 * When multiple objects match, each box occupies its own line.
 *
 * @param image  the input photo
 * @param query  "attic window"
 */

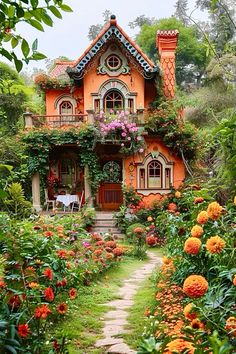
xmin=106 ymin=55 xmax=121 ymax=71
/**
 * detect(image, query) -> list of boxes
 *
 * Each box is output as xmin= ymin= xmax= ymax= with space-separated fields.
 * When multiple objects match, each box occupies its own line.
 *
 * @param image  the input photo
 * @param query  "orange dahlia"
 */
xmin=43 ymin=231 xmax=53 ymax=237
xmin=183 ymin=303 xmax=197 ymax=320
xmin=196 ymin=211 xmax=209 ymax=224
xmin=167 ymin=202 xmax=177 ymax=212
xmin=206 ymin=236 xmax=225 ymax=254
xmin=225 ymin=316 xmax=236 ymax=337
xmin=207 ymin=201 xmax=222 ymax=220
xmin=183 ymin=275 xmax=208 ymax=298
xmin=18 ymin=323 xmax=31 ymax=338
xmin=165 ymin=338 xmax=195 ymax=353
xmin=194 ymin=197 xmax=204 ymax=204
xmin=184 ymin=237 xmax=202 ymax=255
xmin=34 ymin=304 xmax=52 ymax=319
xmin=233 ymin=275 xmax=236 ymax=286
xmin=113 ymin=247 xmax=123 ymax=256
xmin=191 ymin=225 xmax=204 ymax=238
xmin=44 ymin=287 xmax=54 ymax=302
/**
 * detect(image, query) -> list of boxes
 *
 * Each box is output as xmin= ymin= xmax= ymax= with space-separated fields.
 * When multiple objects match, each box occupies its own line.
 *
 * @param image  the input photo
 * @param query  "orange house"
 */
xmin=27 ymin=15 xmax=185 ymax=211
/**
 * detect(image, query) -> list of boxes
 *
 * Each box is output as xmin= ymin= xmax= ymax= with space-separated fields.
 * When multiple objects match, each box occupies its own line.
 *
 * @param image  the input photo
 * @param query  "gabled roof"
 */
xmin=50 ymin=60 xmax=76 ymax=78
xmin=66 ymin=15 xmax=158 ymax=80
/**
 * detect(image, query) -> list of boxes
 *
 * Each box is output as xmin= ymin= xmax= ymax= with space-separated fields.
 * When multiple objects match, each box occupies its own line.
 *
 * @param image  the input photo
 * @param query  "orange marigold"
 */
xmin=34 ymin=304 xmax=52 ymax=319
xmin=206 ymin=236 xmax=225 ymax=254
xmin=233 ymin=274 xmax=236 ymax=286
xmin=225 ymin=316 xmax=236 ymax=337
xmin=184 ymin=237 xmax=202 ymax=255
xmin=191 ymin=225 xmax=204 ymax=238
xmin=183 ymin=275 xmax=208 ymax=298
xmin=183 ymin=303 xmax=197 ymax=320
xmin=167 ymin=202 xmax=177 ymax=212
xmin=207 ymin=201 xmax=222 ymax=220
xmin=43 ymin=231 xmax=53 ymax=237
xmin=165 ymin=338 xmax=195 ymax=354
xmin=196 ymin=211 xmax=209 ymax=224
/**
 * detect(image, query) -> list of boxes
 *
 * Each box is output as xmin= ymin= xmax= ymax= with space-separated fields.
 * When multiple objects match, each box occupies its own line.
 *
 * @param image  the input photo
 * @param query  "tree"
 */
xmin=88 ymin=10 xmax=112 ymax=41
xmin=0 ymin=0 xmax=73 ymax=71
xmin=195 ymin=0 xmax=235 ymax=53
xmin=174 ymin=0 xmax=189 ymax=25
xmin=136 ymin=17 xmax=208 ymax=86
xmin=128 ymin=15 xmax=156 ymax=29
xmin=0 ymin=62 xmax=28 ymax=133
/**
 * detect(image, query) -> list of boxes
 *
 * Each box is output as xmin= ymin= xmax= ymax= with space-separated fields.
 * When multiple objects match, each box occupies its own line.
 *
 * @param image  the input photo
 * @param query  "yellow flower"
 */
xmin=175 ymin=191 xmax=181 ymax=198
xmin=207 ymin=201 xmax=222 ymax=220
xmin=191 ymin=225 xmax=204 ymax=238
xmin=234 ymin=196 xmax=236 ymax=205
xmin=206 ymin=236 xmax=225 ymax=254
xmin=28 ymin=282 xmax=40 ymax=289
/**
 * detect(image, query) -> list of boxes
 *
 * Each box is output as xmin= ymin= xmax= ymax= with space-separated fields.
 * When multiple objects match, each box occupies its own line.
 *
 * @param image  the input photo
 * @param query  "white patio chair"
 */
xmin=44 ymin=188 xmax=56 ymax=211
xmin=71 ymin=190 xmax=84 ymax=213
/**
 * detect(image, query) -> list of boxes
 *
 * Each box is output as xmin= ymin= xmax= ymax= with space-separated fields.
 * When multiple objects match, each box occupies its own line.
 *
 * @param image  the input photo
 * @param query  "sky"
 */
xmin=3 ymin=0 xmax=207 ymax=72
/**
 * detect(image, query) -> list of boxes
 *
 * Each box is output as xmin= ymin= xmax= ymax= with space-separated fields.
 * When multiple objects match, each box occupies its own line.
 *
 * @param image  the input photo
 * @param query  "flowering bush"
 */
xmin=96 ymin=111 xmax=145 ymax=154
xmin=138 ymin=188 xmax=236 ymax=353
xmin=0 ymin=216 xmax=123 ymax=353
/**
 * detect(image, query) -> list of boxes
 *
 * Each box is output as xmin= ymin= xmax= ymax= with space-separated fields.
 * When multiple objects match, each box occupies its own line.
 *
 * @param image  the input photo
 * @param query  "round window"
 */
xmin=105 ymin=55 xmax=122 ymax=71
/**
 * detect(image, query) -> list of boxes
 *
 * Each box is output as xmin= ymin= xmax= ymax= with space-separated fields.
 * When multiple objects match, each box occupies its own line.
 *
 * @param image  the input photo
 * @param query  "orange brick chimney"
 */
xmin=156 ymin=30 xmax=179 ymax=99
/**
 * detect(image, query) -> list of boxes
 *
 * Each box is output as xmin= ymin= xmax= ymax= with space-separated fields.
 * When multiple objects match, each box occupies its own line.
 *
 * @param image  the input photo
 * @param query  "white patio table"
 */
xmin=56 ymin=194 xmax=79 ymax=210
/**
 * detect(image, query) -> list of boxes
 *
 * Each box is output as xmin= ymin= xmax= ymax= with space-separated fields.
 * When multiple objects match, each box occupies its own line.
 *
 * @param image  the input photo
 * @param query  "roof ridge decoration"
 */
xmin=66 ymin=15 xmax=158 ymax=80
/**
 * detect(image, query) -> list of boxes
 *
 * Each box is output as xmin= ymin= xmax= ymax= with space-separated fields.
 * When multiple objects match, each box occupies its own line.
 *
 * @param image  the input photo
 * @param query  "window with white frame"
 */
xmin=137 ymin=153 xmax=173 ymax=194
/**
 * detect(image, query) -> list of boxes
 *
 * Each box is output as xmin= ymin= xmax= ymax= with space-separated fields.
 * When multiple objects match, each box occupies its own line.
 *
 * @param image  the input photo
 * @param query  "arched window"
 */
xmin=104 ymin=90 xmax=124 ymax=111
xmin=148 ymin=160 xmax=162 ymax=188
xmin=59 ymin=101 xmax=73 ymax=115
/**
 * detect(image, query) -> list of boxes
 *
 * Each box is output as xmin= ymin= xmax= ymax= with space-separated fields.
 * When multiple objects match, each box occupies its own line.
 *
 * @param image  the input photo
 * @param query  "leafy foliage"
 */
xmin=136 ymin=17 xmax=207 ymax=85
xmin=3 ymin=182 xmax=33 ymax=219
xmin=0 ymin=0 xmax=73 ymax=71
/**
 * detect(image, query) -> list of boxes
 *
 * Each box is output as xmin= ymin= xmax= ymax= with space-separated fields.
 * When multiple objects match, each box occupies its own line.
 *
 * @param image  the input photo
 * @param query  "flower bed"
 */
xmin=138 ymin=189 xmax=236 ymax=353
xmin=0 ymin=215 xmax=124 ymax=353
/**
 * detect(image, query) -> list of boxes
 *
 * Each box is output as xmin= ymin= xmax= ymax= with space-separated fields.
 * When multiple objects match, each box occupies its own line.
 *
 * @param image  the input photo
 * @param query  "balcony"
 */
xmin=23 ymin=109 xmax=145 ymax=129
xmin=24 ymin=113 xmax=88 ymax=129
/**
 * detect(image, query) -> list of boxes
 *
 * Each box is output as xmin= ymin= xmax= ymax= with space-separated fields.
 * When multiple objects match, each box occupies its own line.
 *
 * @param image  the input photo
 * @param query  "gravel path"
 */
xmin=95 ymin=252 xmax=162 ymax=354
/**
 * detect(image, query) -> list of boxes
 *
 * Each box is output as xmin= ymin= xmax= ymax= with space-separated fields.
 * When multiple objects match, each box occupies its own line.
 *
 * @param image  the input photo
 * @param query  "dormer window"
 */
xmin=105 ymin=55 xmax=122 ymax=71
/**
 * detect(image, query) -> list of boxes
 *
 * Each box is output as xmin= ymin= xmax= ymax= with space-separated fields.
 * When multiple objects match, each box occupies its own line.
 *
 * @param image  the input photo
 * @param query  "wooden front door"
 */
xmin=99 ymin=160 xmax=123 ymax=210
xmin=100 ymin=183 xmax=123 ymax=210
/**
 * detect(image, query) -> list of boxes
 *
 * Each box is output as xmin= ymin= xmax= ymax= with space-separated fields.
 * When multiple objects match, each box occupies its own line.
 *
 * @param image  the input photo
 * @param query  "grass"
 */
xmin=123 ymin=248 xmax=163 ymax=351
xmin=54 ymin=256 xmax=147 ymax=354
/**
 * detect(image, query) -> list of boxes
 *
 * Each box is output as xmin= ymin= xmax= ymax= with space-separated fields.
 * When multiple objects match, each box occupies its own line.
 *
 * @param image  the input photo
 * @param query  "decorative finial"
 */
xmin=110 ymin=14 xmax=116 ymax=20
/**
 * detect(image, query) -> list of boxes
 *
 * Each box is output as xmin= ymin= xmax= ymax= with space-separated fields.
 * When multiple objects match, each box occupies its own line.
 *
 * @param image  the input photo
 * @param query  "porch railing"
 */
xmin=28 ymin=114 xmax=88 ymax=128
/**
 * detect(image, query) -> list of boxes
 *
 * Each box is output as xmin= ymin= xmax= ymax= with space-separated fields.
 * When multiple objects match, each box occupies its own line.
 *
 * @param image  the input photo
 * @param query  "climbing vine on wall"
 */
xmin=21 ymin=126 xmax=103 ymax=196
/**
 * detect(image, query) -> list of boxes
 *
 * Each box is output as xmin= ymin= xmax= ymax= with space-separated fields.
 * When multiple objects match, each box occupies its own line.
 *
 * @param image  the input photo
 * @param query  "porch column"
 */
xmin=32 ymin=172 xmax=41 ymax=212
xmin=86 ymin=109 xmax=94 ymax=124
xmin=23 ymin=109 xmax=33 ymax=128
xmin=84 ymin=165 xmax=93 ymax=206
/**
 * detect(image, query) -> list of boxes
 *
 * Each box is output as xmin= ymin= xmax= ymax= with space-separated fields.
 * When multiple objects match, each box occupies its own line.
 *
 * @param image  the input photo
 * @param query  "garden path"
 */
xmin=95 ymin=251 xmax=162 ymax=353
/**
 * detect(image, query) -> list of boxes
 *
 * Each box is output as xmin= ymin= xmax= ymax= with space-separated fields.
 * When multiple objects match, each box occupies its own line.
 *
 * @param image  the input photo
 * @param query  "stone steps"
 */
xmin=92 ymin=212 xmax=124 ymax=239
